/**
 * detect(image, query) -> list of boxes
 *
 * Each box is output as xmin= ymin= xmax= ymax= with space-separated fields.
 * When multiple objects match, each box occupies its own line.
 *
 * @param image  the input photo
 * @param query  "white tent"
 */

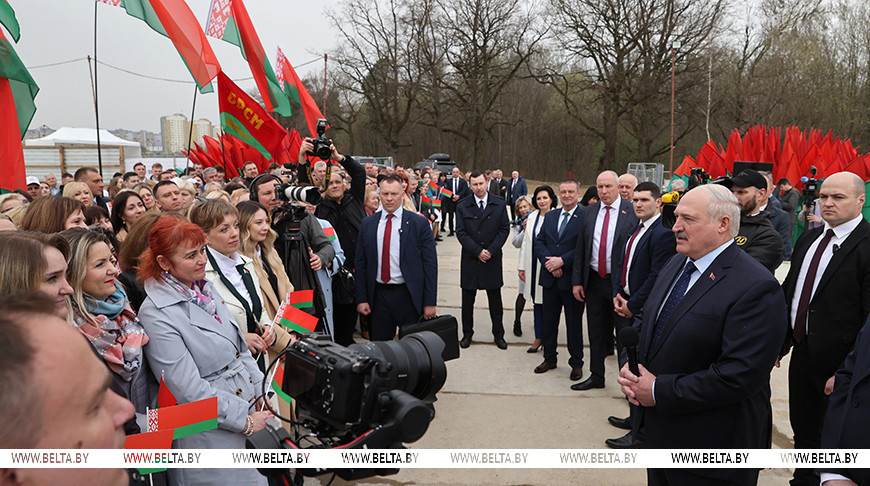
xmin=26 ymin=127 xmax=141 ymax=150
xmin=24 ymin=127 xmax=142 ymax=180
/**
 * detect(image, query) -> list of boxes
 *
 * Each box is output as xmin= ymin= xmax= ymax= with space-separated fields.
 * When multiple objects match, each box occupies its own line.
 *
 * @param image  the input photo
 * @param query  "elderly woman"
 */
xmin=0 ymin=231 xmax=73 ymax=319
xmin=20 ymin=196 xmax=88 ymax=233
xmin=510 ymin=195 xmax=533 ymax=337
xmin=189 ymin=200 xmax=292 ymax=371
xmin=137 ymin=215 xmax=271 ymax=485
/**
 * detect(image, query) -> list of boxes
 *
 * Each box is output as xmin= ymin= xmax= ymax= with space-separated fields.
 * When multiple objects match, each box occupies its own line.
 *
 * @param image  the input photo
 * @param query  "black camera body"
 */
xmin=306 ymin=118 xmax=332 ymax=160
xmin=509 ymin=214 xmax=528 ymax=228
xmin=802 ymin=165 xmax=820 ymax=204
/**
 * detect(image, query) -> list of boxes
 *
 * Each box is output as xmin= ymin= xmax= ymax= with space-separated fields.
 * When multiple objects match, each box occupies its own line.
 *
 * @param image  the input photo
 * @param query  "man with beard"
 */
xmin=721 ymin=169 xmax=783 ymax=272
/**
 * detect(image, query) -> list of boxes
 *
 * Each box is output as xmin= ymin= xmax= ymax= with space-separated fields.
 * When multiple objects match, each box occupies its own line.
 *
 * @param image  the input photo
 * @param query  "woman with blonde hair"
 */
xmin=176 ymin=179 xmax=197 ymax=212
xmin=205 ymin=189 xmax=232 ymax=203
xmin=230 ymin=188 xmax=250 ymax=205
xmin=236 ymin=201 xmax=293 ymax=318
xmin=134 ymin=183 xmax=157 ymax=210
xmin=20 ymin=196 xmax=88 ymax=233
xmin=0 ymin=231 xmax=73 ymax=318
xmin=62 ymin=181 xmax=93 ymax=208
xmin=0 ymin=193 xmax=26 ymax=212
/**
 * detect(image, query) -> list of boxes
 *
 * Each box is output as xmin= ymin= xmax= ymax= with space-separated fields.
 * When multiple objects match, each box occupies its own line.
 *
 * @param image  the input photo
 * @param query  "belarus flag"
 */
xmin=0 ymin=5 xmax=37 ymax=193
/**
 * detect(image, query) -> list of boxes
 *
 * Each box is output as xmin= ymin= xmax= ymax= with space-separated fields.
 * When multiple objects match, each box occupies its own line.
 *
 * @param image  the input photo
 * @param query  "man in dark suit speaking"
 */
xmin=618 ymin=184 xmax=787 ymax=486
xmin=355 ymin=175 xmax=438 ymax=341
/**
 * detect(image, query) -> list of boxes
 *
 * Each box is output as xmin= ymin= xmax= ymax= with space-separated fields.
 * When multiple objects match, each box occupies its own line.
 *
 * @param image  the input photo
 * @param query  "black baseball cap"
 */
xmin=721 ymin=169 xmax=767 ymax=190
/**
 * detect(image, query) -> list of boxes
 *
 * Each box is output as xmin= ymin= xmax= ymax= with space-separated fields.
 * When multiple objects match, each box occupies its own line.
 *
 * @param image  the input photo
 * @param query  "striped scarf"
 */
xmin=160 ymin=272 xmax=222 ymax=325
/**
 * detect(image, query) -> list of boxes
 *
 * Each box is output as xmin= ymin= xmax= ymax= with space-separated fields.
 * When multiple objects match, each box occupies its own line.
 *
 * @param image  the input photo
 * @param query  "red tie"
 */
xmin=381 ymin=214 xmax=394 ymax=283
xmin=598 ymin=206 xmax=612 ymax=278
xmin=621 ymin=222 xmax=643 ymax=289
xmin=793 ymin=229 xmax=835 ymax=343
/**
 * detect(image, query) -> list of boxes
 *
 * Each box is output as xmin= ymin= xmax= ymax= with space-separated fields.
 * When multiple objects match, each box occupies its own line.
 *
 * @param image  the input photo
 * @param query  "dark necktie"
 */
xmin=479 ymin=200 xmax=485 ymax=211
xmin=598 ymin=206 xmax=612 ymax=278
xmin=621 ymin=222 xmax=644 ymax=289
xmin=381 ymin=214 xmax=394 ymax=283
xmin=453 ymin=178 xmax=458 ymax=194
xmin=558 ymin=211 xmax=570 ymax=238
xmin=651 ymin=261 xmax=696 ymax=350
xmin=793 ymin=229 xmax=835 ymax=343
xmin=235 ymin=263 xmax=262 ymax=324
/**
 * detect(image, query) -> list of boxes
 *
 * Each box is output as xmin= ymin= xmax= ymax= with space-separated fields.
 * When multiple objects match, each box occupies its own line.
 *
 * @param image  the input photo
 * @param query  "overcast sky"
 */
xmin=12 ymin=0 xmax=338 ymax=133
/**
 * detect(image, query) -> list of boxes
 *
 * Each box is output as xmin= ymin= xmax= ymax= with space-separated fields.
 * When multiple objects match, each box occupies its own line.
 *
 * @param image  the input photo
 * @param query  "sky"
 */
xmin=11 ymin=0 xmax=338 ymax=133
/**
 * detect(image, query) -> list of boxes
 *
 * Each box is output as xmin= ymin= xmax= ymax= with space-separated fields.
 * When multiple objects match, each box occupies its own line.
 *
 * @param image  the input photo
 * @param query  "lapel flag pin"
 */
xmin=709 ymin=272 xmax=716 ymax=280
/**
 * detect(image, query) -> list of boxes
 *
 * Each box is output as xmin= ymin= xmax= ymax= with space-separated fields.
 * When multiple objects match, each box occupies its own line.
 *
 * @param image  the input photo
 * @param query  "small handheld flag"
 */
xmin=157 ymin=372 xmax=177 ymax=408
xmin=273 ymin=300 xmax=318 ymax=333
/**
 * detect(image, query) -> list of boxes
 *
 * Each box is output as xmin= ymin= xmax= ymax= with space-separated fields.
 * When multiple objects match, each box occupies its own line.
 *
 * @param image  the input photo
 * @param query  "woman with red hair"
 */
xmin=136 ymin=215 xmax=270 ymax=485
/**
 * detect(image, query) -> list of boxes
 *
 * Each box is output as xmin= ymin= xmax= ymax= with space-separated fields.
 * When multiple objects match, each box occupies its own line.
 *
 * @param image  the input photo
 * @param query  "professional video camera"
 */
xmin=660 ymin=167 xmax=718 ymax=228
xmin=248 ymin=330 xmax=456 ymax=481
xmin=801 ymin=165 xmax=820 ymax=205
xmin=306 ymin=118 xmax=332 ymax=160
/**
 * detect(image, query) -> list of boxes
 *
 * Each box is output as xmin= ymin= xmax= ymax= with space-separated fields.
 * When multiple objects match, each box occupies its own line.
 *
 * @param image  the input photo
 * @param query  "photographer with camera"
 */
xmin=296 ymin=122 xmax=366 ymax=345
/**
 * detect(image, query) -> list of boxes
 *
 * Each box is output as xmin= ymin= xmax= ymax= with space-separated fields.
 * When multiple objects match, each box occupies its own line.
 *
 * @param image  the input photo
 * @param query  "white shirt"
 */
xmin=210 ymin=248 xmax=253 ymax=309
xmin=557 ymin=205 xmax=579 ymax=234
xmin=624 ymin=212 xmax=661 ymax=295
xmin=474 ymin=193 xmax=489 ymax=210
xmin=377 ymin=206 xmax=405 ymax=284
xmin=589 ymin=202 xmax=620 ymax=275
xmin=790 ymin=214 xmax=864 ymax=331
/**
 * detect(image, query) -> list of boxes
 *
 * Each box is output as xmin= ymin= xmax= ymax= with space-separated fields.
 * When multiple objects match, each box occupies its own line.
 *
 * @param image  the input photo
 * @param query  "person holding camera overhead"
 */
xmin=296 ymin=126 xmax=366 ymax=346
xmin=137 ymin=215 xmax=270 ymax=485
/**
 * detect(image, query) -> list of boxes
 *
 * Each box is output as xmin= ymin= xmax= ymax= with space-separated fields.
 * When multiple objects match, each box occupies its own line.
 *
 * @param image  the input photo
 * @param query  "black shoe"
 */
xmin=605 ymin=432 xmax=645 ymax=449
xmin=608 ymin=416 xmax=631 ymax=430
xmin=494 ymin=336 xmax=507 ymax=350
xmin=436 ymin=235 xmax=443 ymax=242
xmin=570 ymin=368 xmax=583 ymax=381
xmin=571 ymin=377 xmax=605 ymax=391
xmin=513 ymin=321 xmax=522 ymax=337
xmin=460 ymin=336 xmax=471 ymax=348
xmin=526 ymin=345 xmax=540 ymax=353
xmin=534 ymin=361 xmax=556 ymax=373
xmin=447 ymin=232 xmax=454 ymax=237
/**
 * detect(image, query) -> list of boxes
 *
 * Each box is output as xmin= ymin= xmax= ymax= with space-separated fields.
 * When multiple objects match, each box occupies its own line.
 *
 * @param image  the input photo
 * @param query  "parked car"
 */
xmin=413 ymin=153 xmax=456 ymax=176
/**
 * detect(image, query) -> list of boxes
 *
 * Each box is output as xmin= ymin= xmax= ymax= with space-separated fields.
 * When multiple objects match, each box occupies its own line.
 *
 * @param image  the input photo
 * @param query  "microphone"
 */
xmin=619 ymin=327 xmax=640 ymax=376
xmin=833 ymin=244 xmax=839 ymax=253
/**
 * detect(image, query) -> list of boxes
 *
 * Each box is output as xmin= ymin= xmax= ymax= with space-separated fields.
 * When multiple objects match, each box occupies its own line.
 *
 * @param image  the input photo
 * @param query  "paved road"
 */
xmin=316 ymin=230 xmax=796 ymax=485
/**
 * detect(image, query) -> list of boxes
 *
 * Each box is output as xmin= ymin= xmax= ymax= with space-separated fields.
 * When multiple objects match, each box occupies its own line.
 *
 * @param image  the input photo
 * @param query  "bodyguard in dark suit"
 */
xmin=779 ymin=172 xmax=870 ymax=486
xmin=442 ymin=167 xmax=469 ymax=236
xmin=618 ymin=184 xmax=787 ymax=486
xmin=355 ymin=175 xmax=438 ymax=341
xmin=456 ymin=172 xmax=510 ymax=349
xmin=605 ymin=181 xmax=676 ymax=449
xmin=532 ymin=180 xmax=585 ymax=378
xmin=507 ymin=171 xmax=528 ymax=220
xmin=819 ymin=314 xmax=870 ymax=485
xmin=571 ymin=171 xmax=638 ymax=390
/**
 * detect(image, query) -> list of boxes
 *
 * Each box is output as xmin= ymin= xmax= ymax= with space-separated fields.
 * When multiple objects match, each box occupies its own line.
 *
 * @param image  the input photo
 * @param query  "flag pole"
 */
xmin=322 ymin=53 xmax=327 ymax=116
xmin=90 ymin=1 xmax=104 ymax=179
xmin=185 ymin=85 xmax=198 ymax=170
xmin=218 ymin=133 xmax=228 ymax=180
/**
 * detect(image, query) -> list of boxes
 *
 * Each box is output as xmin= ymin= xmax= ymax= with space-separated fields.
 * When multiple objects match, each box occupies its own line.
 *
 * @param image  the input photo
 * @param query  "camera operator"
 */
xmin=249 ymin=174 xmax=335 ymax=326
xmin=296 ymin=138 xmax=366 ymax=346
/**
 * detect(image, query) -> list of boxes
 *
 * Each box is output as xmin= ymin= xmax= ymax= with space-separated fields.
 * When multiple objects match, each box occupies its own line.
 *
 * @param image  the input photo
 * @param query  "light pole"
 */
xmin=670 ymin=40 xmax=681 ymax=177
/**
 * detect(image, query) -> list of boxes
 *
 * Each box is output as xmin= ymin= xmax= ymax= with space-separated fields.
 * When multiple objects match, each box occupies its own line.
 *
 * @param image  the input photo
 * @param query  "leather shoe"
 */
xmin=447 ymin=232 xmax=454 ymax=237
xmin=494 ymin=337 xmax=507 ymax=350
xmin=526 ymin=345 xmax=540 ymax=353
xmin=608 ymin=416 xmax=631 ymax=430
xmin=534 ymin=361 xmax=556 ymax=374
xmin=459 ymin=336 xmax=471 ymax=348
xmin=571 ymin=377 xmax=605 ymax=391
xmin=604 ymin=432 xmax=645 ymax=449
xmin=570 ymin=368 xmax=583 ymax=381
xmin=513 ymin=321 xmax=522 ymax=337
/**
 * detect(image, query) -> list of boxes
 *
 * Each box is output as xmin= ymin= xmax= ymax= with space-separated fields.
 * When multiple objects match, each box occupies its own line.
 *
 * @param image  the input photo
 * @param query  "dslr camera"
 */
xmin=306 ymin=118 xmax=332 ymax=160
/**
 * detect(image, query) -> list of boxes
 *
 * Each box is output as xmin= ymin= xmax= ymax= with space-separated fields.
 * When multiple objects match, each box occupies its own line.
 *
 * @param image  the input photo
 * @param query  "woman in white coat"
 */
xmin=516 ymin=185 xmax=558 ymax=353
xmin=189 ymin=200 xmax=292 ymax=372
xmin=137 ymin=215 xmax=271 ymax=485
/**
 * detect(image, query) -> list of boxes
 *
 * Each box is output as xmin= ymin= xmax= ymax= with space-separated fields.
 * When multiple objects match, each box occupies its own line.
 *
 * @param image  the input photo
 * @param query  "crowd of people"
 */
xmin=3 ymin=143 xmax=870 ymax=486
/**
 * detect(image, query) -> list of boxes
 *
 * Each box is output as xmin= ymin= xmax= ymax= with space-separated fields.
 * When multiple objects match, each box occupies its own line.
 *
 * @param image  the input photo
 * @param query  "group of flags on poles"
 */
xmin=0 ymin=0 xmax=326 ymax=192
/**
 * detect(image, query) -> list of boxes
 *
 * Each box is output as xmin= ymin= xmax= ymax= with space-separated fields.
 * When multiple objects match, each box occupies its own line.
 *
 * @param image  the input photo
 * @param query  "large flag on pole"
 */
xmin=275 ymin=47 xmax=325 ymax=138
xmin=0 ymin=25 xmax=37 ymax=193
xmin=217 ymin=71 xmax=287 ymax=161
xmin=0 ymin=0 xmax=20 ymax=43
xmin=206 ymin=0 xmax=292 ymax=116
xmin=103 ymin=0 xmax=221 ymax=93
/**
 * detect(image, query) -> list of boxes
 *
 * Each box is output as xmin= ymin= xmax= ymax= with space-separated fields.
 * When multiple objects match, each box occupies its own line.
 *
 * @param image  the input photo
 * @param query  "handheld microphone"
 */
xmin=619 ymin=327 xmax=640 ymax=376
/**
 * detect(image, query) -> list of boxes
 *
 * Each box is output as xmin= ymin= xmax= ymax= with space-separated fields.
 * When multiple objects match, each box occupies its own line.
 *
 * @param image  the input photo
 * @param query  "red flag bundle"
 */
xmin=217 ymin=71 xmax=288 ymax=162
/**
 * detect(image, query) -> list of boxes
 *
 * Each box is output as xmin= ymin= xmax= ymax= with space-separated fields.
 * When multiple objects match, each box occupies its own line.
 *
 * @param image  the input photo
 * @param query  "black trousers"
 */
xmin=613 ymin=313 xmax=635 ymax=370
xmin=585 ymin=272 xmax=618 ymax=382
xmin=371 ymin=283 xmax=420 ymax=341
xmin=461 ymin=288 xmax=504 ymax=338
xmin=788 ymin=341 xmax=830 ymax=486
xmin=541 ymin=286 xmax=584 ymax=369
xmin=332 ymin=303 xmax=358 ymax=346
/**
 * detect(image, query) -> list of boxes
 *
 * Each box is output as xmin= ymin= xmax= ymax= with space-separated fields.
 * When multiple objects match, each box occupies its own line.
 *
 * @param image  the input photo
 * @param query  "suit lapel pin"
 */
xmin=709 ymin=272 xmax=715 ymax=280
xmin=621 ymin=210 xmax=626 ymax=214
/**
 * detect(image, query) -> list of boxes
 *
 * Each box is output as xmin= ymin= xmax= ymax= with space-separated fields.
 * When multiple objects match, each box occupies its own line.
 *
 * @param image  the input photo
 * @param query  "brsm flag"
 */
xmin=217 ymin=71 xmax=287 ymax=161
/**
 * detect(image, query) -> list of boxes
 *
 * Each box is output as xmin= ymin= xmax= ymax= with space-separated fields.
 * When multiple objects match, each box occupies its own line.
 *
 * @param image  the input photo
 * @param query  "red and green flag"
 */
xmin=157 ymin=373 xmax=177 ymax=408
xmin=0 ymin=0 xmax=20 ymax=43
xmin=273 ymin=300 xmax=318 ymax=333
xmin=146 ymin=396 xmax=218 ymax=439
xmin=270 ymin=363 xmax=292 ymax=404
xmin=322 ymin=226 xmax=337 ymax=242
xmin=421 ymin=195 xmax=431 ymax=206
xmin=206 ymin=0 xmax=292 ymax=116
xmin=0 ymin=17 xmax=37 ymax=193
xmin=124 ymin=429 xmax=173 ymax=474
xmin=218 ymin=71 xmax=287 ymax=161
xmin=102 ymin=0 xmax=220 ymax=93
xmin=275 ymin=47 xmax=325 ymax=138
xmin=439 ymin=186 xmax=453 ymax=198
xmin=427 ymin=180 xmax=441 ymax=193
xmin=431 ymin=198 xmax=442 ymax=208
xmin=289 ymin=289 xmax=314 ymax=309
